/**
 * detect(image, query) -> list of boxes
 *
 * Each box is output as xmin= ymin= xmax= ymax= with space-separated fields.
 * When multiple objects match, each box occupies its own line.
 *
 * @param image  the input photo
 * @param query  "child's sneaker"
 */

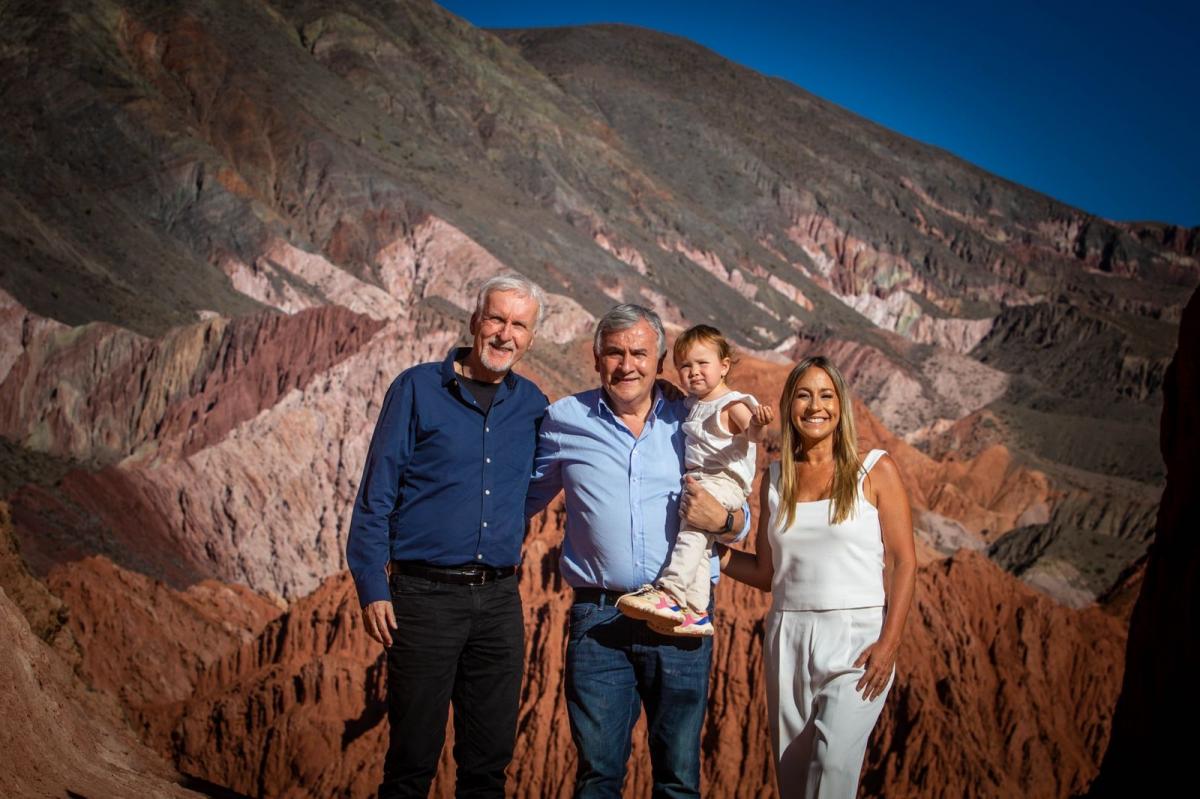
xmin=648 ymin=611 xmax=714 ymax=637
xmin=615 ymin=586 xmax=683 ymax=623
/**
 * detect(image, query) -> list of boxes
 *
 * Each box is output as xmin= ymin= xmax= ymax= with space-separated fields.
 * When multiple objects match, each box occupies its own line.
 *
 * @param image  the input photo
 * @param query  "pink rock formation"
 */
xmin=4 ymin=296 xmax=461 ymax=598
xmin=0 ymin=302 xmax=385 ymax=463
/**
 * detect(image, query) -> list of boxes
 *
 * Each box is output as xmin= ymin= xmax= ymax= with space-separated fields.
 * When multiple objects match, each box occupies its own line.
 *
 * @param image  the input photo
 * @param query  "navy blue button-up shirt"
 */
xmin=347 ymin=347 xmax=548 ymax=606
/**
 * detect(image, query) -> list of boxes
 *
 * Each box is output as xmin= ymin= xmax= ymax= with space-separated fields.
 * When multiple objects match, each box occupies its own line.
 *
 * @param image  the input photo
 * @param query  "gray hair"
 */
xmin=593 ymin=304 xmax=667 ymax=359
xmin=473 ymin=274 xmax=546 ymax=329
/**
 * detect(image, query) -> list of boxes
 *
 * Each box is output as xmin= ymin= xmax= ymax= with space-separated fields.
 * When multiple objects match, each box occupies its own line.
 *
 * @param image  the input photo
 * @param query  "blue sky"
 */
xmin=439 ymin=1 xmax=1198 ymax=227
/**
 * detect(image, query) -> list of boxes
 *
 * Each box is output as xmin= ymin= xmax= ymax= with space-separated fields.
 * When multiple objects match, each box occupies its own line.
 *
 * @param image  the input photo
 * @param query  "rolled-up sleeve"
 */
xmin=347 ymin=375 xmax=415 ymax=607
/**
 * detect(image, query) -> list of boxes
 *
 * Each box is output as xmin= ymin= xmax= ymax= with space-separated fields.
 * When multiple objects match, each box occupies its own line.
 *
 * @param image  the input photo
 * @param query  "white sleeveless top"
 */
xmin=683 ymin=390 xmax=758 ymax=496
xmin=767 ymin=449 xmax=887 ymax=611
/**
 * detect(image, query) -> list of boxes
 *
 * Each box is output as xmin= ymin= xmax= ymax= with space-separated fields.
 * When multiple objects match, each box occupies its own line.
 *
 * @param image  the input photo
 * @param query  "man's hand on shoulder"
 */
xmin=363 ymin=600 xmax=397 ymax=647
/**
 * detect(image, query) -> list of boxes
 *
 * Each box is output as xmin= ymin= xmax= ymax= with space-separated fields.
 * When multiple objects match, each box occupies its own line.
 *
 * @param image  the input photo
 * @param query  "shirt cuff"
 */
xmin=355 ymin=570 xmax=392 ymax=607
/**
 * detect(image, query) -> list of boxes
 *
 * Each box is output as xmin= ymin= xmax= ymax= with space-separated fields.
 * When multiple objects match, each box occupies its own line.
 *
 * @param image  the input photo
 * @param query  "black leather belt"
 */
xmin=572 ymin=587 xmax=628 ymax=606
xmin=391 ymin=560 xmax=516 ymax=585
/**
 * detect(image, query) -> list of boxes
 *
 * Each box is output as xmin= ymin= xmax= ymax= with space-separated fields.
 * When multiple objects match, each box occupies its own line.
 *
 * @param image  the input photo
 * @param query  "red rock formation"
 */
xmin=170 ymin=569 xmax=389 ymax=798
xmin=0 ymin=500 xmax=71 ymax=646
xmin=0 ymin=585 xmax=200 ymax=798
xmin=156 ymin=511 xmax=1123 ymax=798
xmin=864 ymin=551 xmax=1125 ymax=798
xmin=48 ymin=555 xmax=282 ymax=749
xmin=1090 ymin=287 xmax=1200 ymax=795
xmin=0 ymin=300 xmax=1123 ymax=799
xmin=0 ymin=323 xmax=1123 ymax=799
xmin=10 ymin=465 xmax=210 ymax=587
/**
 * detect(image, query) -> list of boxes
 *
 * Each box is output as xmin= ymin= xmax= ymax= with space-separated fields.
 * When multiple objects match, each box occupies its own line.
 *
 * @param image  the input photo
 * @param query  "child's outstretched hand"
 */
xmin=751 ymin=403 xmax=775 ymax=428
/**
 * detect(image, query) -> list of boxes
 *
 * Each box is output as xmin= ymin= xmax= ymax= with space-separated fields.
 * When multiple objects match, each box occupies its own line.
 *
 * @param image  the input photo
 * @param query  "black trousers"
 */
xmin=380 ymin=571 xmax=525 ymax=798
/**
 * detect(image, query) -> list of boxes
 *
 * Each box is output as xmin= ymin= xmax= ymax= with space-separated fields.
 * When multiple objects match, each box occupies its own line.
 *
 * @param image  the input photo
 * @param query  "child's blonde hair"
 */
xmin=672 ymin=324 xmax=735 ymax=370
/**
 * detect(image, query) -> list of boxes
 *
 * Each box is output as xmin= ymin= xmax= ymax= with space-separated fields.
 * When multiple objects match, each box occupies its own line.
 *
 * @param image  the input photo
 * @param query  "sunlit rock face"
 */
xmin=0 ymin=1 xmax=1196 ymax=797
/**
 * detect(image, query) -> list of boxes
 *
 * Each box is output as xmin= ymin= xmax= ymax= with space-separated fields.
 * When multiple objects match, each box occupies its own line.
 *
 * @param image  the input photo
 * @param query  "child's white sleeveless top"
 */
xmin=683 ymin=390 xmax=758 ymax=495
xmin=767 ymin=449 xmax=888 ymax=611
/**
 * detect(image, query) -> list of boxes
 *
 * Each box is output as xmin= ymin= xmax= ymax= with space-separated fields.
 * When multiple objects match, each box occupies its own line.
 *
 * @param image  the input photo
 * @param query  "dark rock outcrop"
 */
xmin=1090 ymin=287 xmax=1200 ymax=794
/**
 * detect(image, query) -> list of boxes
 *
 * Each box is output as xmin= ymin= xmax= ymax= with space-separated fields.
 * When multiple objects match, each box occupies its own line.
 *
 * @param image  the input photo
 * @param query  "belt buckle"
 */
xmin=460 ymin=568 xmax=488 ymax=585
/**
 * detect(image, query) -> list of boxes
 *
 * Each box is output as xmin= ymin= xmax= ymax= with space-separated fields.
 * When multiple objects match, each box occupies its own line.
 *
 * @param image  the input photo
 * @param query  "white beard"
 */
xmin=479 ymin=340 xmax=515 ymax=372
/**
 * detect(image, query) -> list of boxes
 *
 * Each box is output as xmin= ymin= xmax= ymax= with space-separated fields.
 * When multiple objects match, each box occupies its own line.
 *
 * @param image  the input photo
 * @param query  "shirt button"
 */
xmin=476 ymin=553 xmax=483 ymax=560
xmin=484 ymin=489 xmax=491 ymax=495
xmin=485 ymin=426 xmax=490 ymax=433
xmin=482 ymin=521 xmax=488 ymax=527
xmin=486 ymin=457 xmax=491 ymax=463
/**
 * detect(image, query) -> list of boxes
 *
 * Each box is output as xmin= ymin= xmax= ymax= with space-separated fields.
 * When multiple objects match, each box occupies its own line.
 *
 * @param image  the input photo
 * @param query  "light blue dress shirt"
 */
xmin=525 ymin=386 xmax=750 ymax=592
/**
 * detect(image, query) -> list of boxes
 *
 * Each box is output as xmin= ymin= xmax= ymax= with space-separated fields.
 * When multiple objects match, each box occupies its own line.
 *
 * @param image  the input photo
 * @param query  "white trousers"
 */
xmin=657 ymin=473 xmax=747 ymax=611
xmin=764 ymin=606 xmax=893 ymax=799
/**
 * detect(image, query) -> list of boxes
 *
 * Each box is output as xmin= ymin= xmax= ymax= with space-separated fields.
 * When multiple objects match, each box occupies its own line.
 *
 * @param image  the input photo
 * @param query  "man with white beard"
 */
xmin=347 ymin=274 xmax=548 ymax=798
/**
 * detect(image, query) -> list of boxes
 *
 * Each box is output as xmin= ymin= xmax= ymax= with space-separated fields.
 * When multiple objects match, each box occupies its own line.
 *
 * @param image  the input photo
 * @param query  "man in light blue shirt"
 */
xmin=525 ymin=304 xmax=749 ymax=798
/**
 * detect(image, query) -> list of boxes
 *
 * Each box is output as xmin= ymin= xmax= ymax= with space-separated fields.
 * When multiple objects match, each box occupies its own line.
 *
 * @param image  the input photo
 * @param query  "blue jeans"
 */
xmin=565 ymin=594 xmax=712 ymax=798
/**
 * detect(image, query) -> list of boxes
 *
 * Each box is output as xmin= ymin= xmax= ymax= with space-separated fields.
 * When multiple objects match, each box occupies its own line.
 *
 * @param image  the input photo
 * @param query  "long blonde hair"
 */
xmin=777 ymin=357 xmax=862 ymax=529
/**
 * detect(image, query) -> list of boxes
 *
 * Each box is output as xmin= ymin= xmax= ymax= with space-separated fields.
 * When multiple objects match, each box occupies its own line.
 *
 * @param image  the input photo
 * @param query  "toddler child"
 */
xmin=616 ymin=324 xmax=773 ymax=636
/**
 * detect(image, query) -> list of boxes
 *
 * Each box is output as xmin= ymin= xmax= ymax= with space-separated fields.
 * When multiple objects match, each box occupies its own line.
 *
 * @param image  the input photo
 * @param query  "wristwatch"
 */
xmin=720 ymin=510 xmax=735 ymax=535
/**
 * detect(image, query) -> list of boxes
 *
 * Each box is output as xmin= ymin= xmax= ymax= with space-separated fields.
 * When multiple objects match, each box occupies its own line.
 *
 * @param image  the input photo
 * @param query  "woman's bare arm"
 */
xmin=853 ymin=454 xmax=917 ymax=699
xmin=718 ymin=475 xmax=774 ymax=592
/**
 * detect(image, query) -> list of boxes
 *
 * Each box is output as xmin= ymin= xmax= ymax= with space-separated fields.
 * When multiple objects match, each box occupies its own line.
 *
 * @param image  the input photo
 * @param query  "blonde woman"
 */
xmin=718 ymin=356 xmax=916 ymax=798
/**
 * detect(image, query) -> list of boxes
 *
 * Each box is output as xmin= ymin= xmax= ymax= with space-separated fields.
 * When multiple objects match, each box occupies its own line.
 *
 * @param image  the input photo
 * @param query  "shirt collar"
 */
xmin=595 ymin=383 xmax=665 ymax=423
xmin=440 ymin=346 xmax=518 ymax=390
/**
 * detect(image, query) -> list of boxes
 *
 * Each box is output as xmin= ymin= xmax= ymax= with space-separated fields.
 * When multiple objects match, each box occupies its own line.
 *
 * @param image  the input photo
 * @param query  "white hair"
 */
xmin=593 ymin=304 xmax=667 ymax=359
xmin=473 ymin=274 xmax=546 ymax=328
